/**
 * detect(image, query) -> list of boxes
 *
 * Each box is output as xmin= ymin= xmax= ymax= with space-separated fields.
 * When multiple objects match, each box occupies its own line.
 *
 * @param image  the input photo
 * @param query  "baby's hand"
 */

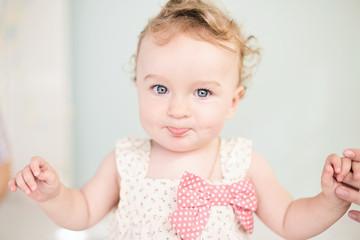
xmin=321 ymin=153 xmax=352 ymax=204
xmin=8 ymin=156 xmax=61 ymax=202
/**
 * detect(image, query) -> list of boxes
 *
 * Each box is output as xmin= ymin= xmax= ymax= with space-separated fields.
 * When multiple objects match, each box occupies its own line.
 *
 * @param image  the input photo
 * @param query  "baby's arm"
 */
xmin=8 ymin=151 xmax=119 ymax=230
xmin=248 ymin=151 xmax=350 ymax=239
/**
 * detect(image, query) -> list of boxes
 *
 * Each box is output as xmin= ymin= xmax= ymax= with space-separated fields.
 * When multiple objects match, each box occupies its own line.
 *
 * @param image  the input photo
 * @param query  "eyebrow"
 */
xmin=143 ymin=74 xmax=221 ymax=87
xmin=143 ymin=74 xmax=166 ymax=82
xmin=195 ymin=80 xmax=221 ymax=87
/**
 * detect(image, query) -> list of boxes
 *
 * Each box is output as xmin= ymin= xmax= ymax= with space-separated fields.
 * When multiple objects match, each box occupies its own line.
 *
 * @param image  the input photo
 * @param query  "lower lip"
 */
xmin=167 ymin=127 xmax=190 ymax=136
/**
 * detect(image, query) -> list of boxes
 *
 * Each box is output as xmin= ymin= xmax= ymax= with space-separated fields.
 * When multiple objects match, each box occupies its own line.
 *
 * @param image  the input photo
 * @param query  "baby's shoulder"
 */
xmin=115 ymin=136 xmax=149 ymax=150
xmin=114 ymin=137 xmax=150 ymax=178
xmin=220 ymin=137 xmax=253 ymax=180
xmin=221 ymin=137 xmax=252 ymax=151
xmin=247 ymin=149 xmax=273 ymax=180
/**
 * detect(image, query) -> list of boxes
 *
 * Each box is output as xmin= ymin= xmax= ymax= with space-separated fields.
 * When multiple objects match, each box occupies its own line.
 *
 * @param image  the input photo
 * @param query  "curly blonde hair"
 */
xmin=134 ymin=0 xmax=260 ymax=90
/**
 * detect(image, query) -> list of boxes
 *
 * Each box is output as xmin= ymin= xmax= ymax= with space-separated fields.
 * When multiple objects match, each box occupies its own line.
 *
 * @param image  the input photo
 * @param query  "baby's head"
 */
xmin=134 ymin=0 xmax=260 ymax=92
xmin=133 ymin=1 xmax=260 ymax=152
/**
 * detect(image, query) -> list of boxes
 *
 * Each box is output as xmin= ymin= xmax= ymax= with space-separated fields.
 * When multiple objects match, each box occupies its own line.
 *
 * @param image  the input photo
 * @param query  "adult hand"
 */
xmin=335 ymin=149 xmax=360 ymax=222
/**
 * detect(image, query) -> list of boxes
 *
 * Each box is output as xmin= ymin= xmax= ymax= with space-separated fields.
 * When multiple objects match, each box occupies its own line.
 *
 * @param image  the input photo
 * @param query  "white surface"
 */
xmin=0 ymin=193 xmax=359 ymax=239
xmin=0 ymin=0 xmax=72 ymax=184
xmin=0 ymin=193 xmax=108 ymax=240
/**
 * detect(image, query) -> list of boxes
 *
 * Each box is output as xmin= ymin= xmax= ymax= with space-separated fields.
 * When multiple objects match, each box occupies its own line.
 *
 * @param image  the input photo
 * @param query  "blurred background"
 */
xmin=0 ymin=0 xmax=359 ymax=239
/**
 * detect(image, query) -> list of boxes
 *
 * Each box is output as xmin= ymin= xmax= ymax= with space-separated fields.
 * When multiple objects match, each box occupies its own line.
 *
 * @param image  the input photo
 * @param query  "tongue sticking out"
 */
xmin=167 ymin=127 xmax=190 ymax=136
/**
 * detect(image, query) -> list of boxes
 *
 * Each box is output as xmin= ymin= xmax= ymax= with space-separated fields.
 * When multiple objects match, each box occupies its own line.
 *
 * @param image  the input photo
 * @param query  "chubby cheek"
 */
xmin=196 ymin=104 xmax=228 ymax=132
xmin=138 ymin=93 xmax=151 ymax=127
xmin=138 ymin=101 xmax=157 ymax=128
xmin=138 ymin=94 xmax=167 ymax=133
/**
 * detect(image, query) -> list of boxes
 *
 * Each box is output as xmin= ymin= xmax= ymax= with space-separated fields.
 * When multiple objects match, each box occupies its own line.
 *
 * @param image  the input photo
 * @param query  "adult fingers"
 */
xmin=335 ymin=185 xmax=360 ymax=205
xmin=352 ymin=161 xmax=360 ymax=181
xmin=348 ymin=210 xmax=360 ymax=223
xmin=343 ymin=149 xmax=360 ymax=161
xmin=342 ymin=172 xmax=360 ymax=190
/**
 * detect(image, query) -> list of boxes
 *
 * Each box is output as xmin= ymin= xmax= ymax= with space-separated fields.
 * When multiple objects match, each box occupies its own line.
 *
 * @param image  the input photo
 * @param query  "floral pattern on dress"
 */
xmin=106 ymin=137 xmax=253 ymax=240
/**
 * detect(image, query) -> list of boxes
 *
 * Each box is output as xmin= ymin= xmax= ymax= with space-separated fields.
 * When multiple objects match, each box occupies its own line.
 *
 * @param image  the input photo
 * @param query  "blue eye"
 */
xmin=153 ymin=85 xmax=168 ymax=94
xmin=195 ymin=89 xmax=210 ymax=98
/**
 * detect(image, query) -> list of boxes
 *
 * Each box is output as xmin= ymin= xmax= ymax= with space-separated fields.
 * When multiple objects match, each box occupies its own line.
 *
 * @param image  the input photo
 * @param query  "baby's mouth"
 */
xmin=167 ymin=127 xmax=190 ymax=136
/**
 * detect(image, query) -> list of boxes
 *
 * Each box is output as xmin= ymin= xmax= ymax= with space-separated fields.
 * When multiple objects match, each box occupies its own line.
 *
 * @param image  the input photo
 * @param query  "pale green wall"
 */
xmin=71 ymin=0 xmax=360 ymax=197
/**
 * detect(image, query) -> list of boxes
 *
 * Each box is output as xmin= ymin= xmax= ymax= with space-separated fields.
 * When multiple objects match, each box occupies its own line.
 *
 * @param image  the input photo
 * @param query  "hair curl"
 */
xmin=134 ymin=0 xmax=260 ymax=90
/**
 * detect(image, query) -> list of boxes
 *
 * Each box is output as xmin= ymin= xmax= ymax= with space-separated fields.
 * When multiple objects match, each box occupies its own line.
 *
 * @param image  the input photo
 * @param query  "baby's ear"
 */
xmin=227 ymin=86 xmax=244 ymax=119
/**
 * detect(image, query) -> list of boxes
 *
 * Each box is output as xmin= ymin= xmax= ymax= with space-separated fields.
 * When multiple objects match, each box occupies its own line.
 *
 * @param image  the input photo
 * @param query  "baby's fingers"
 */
xmin=29 ymin=156 xmax=58 ymax=185
xmin=29 ymin=156 xmax=46 ymax=180
xmin=14 ymin=167 xmax=35 ymax=195
xmin=336 ymin=157 xmax=352 ymax=182
xmin=23 ymin=165 xmax=39 ymax=192
xmin=8 ymin=178 xmax=17 ymax=192
xmin=325 ymin=153 xmax=341 ymax=175
xmin=321 ymin=164 xmax=335 ymax=190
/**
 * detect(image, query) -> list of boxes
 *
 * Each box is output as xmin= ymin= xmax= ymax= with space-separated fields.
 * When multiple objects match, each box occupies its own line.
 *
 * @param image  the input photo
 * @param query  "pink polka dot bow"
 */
xmin=169 ymin=171 xmax=257 ymax=240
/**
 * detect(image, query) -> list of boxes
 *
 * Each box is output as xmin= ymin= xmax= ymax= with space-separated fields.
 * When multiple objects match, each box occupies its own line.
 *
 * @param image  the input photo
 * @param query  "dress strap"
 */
xmin=115 ymin=137 xmax=150 ymax=179
xmin=219 ymin=138 xmax=252 ymax=181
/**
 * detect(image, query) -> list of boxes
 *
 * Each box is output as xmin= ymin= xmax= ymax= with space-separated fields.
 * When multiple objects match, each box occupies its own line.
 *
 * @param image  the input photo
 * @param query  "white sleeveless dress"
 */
xmin=106 ymin=137 xmax=254 ymax=240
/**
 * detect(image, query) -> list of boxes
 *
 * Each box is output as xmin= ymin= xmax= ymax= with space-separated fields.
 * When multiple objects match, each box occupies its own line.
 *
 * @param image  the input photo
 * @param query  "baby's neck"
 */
xmin=146 ymin=138 xmax=221 ymax=179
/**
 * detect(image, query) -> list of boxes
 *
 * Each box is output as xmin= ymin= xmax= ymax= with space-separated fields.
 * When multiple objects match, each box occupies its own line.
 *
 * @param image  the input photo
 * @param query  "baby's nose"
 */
xmin=167 ymin=96 xmax=191 ymax=119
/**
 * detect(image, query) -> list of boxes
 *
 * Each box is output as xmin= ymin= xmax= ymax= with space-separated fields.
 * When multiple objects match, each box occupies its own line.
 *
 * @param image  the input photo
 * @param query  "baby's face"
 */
xmin=136 ymin=33 xmax=242 ymax=152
